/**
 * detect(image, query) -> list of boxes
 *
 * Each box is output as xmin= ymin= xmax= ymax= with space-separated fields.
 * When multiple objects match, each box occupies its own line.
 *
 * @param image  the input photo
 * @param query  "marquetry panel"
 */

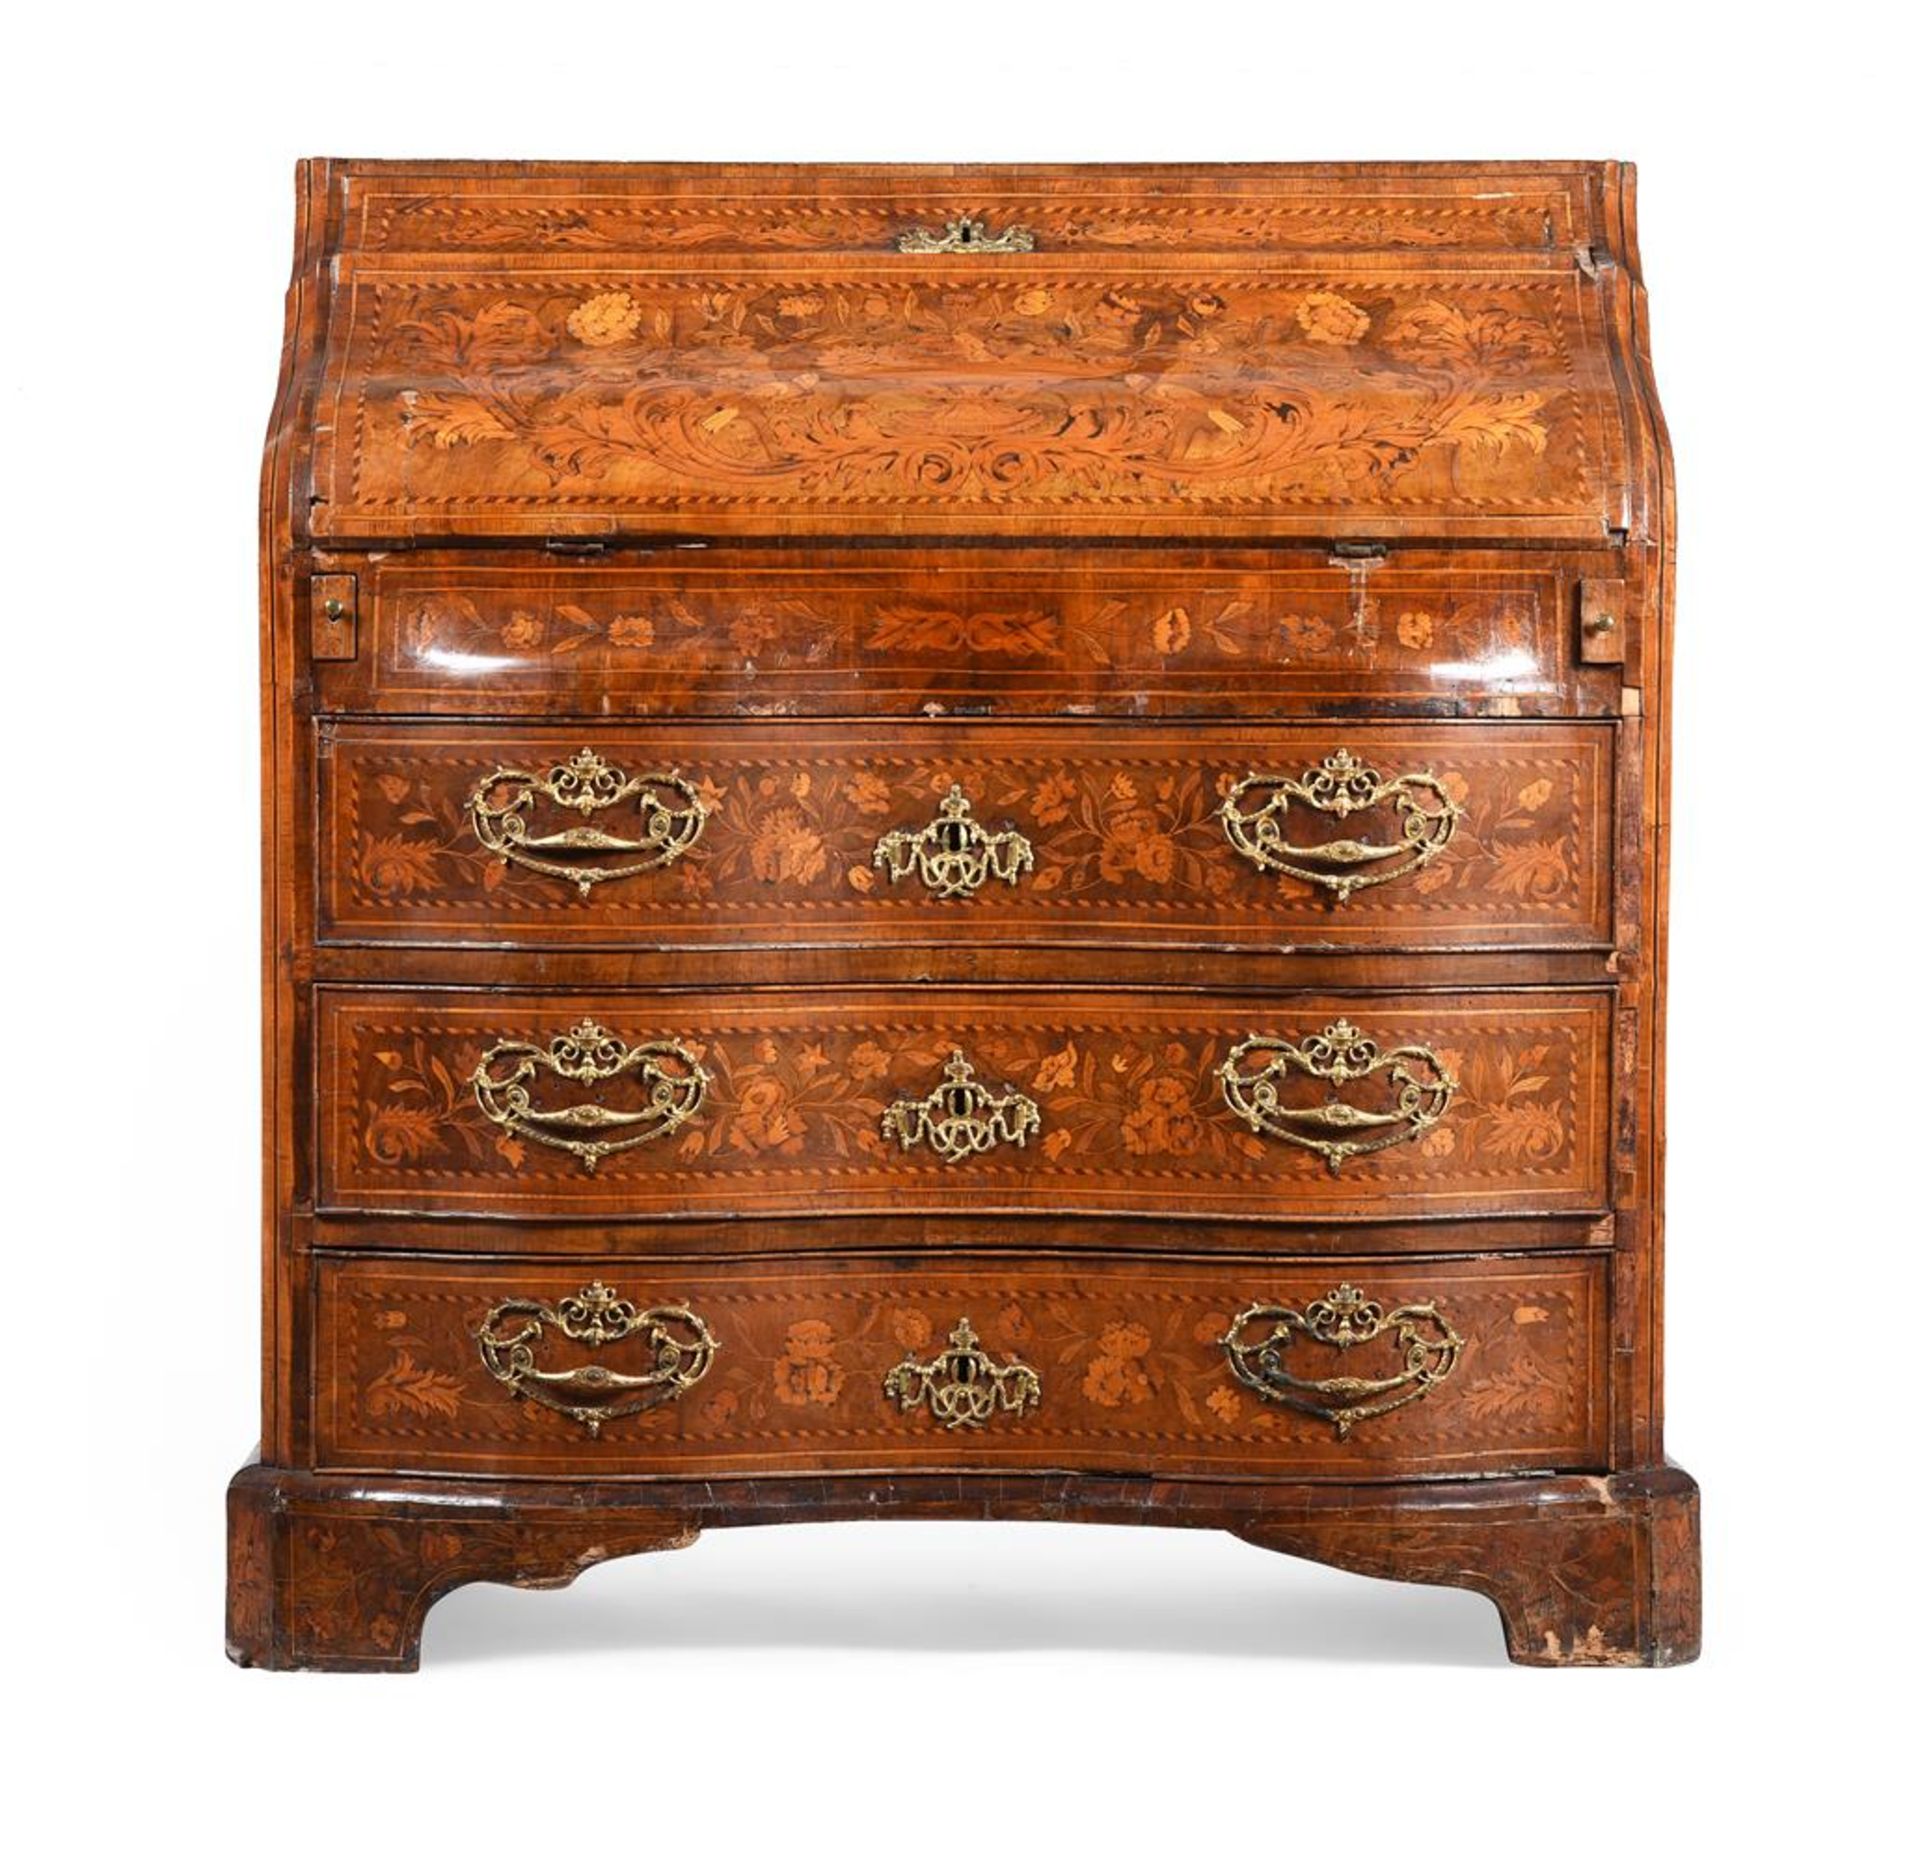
xmin=315 ymin=986 xmax=1612 ymax=1220
xmin=318 ymin=550 xmax=1610 ymax=717
xmin=319 ymin=721 xmax=1612 ymax=949
xmin=314 ymin=1252 xmax=1608 ymax=1479
xmin=307 ymin=264 xmax=1624 ymax=539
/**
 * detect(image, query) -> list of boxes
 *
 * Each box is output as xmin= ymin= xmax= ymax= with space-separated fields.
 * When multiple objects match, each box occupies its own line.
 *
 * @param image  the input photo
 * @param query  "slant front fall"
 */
xmin=229 ymin=161 xmax=1698 ymax=1670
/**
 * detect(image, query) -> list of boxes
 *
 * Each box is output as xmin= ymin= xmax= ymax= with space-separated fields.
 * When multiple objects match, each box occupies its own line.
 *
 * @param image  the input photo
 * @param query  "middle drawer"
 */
xmin=318 ymin=985 xmax=1612 ymax=1222
xmin=318 ymin=721 xmax=1613 ymax=950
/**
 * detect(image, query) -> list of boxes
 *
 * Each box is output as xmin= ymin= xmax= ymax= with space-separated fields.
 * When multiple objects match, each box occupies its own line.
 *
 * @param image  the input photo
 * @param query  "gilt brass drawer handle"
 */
xmin=872 ymin=784 xmax=1034 ymax=898
xmin=882 ymin=1049 xmax=1041 ymax=1162
xmin=470 ymin=1019 xmax=708 ymax=1173
xmin=1217 ymin=1019 xmax=1456 ymax=1174
xmin=476 ymin=1281 xmax=718 ymax=1438
xmin=467 ymin=747 xmax=710 ymax=896
xmin=895 ymin=215 xmax=1036 ymax=254
xmin=885 ymin=1318 xmax=1042 ymax=1429
xmin=1218 ymin=749 xmax=1461 ymax=901
xmin=1220 ymin=1284 xmax=1463 ymax=1438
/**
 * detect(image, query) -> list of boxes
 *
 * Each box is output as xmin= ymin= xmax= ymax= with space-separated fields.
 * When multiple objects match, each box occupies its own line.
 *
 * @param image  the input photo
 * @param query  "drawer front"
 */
xmin=314 ymin=1252 xmax=1608 ymax=1479
xmin=320 ymin=721 xmax=1612 ymax=950
xmin=318 ymin=986 xmax=1611 ymax=1220
xmin=312 ymin=549 xmax=1626 ymax=718
xmin=344 ymin=170 xmax=1598 ymax=258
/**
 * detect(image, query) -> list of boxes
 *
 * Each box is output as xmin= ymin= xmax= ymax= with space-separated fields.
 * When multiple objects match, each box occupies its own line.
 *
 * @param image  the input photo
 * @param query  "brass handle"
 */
xmin=1220 ymin=1284 xmax=1463 ymax=1438
xmin=885 ymin=1318 xmax=1042 ymax=1429
xmin=1218 ymin=749 xmax=1461 ymax=902
xmin=467 ymin=747 xmax=710 ymax=896
xmin=477 ymin=1281 xmax=718 ymax=1437
xmin=872 ymin=784 xmax=1034 ymax=898
xmin=882 ymin=1049 xmax=1041 ymax=1163
xmin=895 ymin=215 xmax=1035 ymax=254
xmin=469 ymin=1019 xmax=708 ymax=1173
xmin=1216 ymin=1018 xmax=1456 ymax=1174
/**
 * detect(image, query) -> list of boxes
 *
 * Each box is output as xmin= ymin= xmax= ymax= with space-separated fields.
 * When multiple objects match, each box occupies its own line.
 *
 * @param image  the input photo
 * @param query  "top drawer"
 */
xmin=307 ymin=547 xmax=1635 ymax=719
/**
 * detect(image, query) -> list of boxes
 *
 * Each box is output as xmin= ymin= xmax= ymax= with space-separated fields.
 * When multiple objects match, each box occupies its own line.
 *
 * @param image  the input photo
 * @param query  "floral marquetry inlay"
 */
xmin=312 ymin=270 xmax=1611 ymax=535
xmin=326 ymin=991 xmax=1610 ymax=1219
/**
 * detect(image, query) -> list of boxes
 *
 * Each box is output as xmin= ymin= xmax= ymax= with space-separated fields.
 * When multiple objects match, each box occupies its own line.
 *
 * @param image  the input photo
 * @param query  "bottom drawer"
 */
xmin=315 ymin=1253 xmax=1607 ymax=1481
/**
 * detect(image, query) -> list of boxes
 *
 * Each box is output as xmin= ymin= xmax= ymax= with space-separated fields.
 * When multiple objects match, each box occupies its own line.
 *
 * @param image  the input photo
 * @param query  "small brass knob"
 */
xmin=1585 ymin=611 xmax=1617 ymax=634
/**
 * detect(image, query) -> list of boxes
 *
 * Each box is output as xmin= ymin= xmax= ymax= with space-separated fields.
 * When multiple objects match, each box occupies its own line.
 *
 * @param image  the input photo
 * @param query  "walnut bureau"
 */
xmin=226 ymin=160 xmax=1700 ymax=1669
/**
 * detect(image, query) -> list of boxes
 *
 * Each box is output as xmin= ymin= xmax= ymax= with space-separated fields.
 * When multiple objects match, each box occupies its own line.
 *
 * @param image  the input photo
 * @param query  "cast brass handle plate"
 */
xmin=476 ymin=1281 xmax=718 ymax=1437
xmin=885 ymin=1317 xmax=1042 ymax=1429
xmin=1216 ymin=1018 xmax=1456 ymax=1173
xmin=469 ymin=1019 xmax=709 ymax=1172
xmin=1219 ymin=1284 xmax=1463 ymax=1438
xmin=467 ymin=747 xmax=710 ymax=896
xmin=1218 ymin=749 xmax=1461 ymax=901
xmin=895 ymin=215 xmax=1036 ymax=254
xmin=872 ymin=783 xmax=1035 ymax=898
xmin=881 ymin=1049 xmax=1042 ymax=1162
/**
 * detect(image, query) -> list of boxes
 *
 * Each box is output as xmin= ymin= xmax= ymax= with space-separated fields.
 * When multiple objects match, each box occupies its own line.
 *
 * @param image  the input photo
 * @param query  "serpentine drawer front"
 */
xmin=233 ymin=161 xmax=1697 ymax=1672
xmin=314 ymin=1253 xmax=1608 ymax=1481
xmin=319 ymin=721 xmax=1613 ymax=949
xmin=317 ymin=985 xmax=1612 ymax=1220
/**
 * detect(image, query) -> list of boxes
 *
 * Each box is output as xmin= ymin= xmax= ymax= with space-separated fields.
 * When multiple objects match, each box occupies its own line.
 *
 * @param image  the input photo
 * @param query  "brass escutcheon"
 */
xmin=895 ymin=215 xmax=1036 ymax=254
xmin=881 ymin=1050 xmax=1041 ymax=1163
xmin=885 ymin=1317 xmax=1042 ymax=1429
xmin=872 ymin=784 xmax=1034 ymax=898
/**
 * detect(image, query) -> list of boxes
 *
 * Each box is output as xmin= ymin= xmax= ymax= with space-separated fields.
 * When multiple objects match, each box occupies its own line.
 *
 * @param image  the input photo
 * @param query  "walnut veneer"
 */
xmin=228 ymin=160 xmax=1698 ymax=1669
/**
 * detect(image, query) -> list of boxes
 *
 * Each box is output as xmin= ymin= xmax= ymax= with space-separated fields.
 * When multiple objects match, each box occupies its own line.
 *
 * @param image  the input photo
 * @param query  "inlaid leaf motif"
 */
xmin=365 ymin=1349 xmax=463 ymax=1420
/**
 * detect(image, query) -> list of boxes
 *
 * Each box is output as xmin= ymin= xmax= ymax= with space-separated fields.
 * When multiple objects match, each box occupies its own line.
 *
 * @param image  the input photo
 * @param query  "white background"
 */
xmin=10 ymin=3 xmax=1915 ymax=1852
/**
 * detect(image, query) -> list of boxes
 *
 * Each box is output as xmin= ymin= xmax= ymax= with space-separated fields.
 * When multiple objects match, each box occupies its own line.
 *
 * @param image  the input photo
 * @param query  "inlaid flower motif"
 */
xmin=773 ymin=1319 xmax=844 ymax=1407
xmin=1206 ymin=1386 xmax=1243 ymax=1424
xmin=849 ymin=1041 xmax=891 ymax=1083
xmin=845 ymin=769 xmax=893 ymax=815
xmin=1082 ymin=1321 xmax=1154 ymax=1408
xmin=1271 ymin=613 xmax=1337 ymax=655
xmin=749 ymin=808 xmax=827 ymax=886
xmin=1121 ymin=1076 xmax=1203 ymax=1158
xmin=500 ymin=612 xmax=545 ymax=650
xmin=891 ymin=1309 xmax=933 ymax=1351
xmin=1153 ymin=607 xmax=1193 ymax=654
xmin=732 ymin=1076 xmax=805 ymax=1153
xmin=1397 ymin=611 xmax=1437 ymax=649
xmin=1131 ymin=831 xmax=1177 ymax=884
xmin=609 ymin=614 xmax=655 ymax=648
xmin=566 ymin=290 xmax=642 ymax=347
xmin=1031 ymin=773 xmax=1076 ymax=826
xmin=1014 ymin=287 xmax=1054 ymax=315
xmin=1295 ymin=290 xmax=1371 ymax=345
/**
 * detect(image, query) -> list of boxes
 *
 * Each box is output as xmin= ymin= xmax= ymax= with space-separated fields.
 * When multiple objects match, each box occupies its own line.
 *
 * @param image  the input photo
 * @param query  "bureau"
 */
xmin=226 ymin=159 xmax=1700 ymax=1669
